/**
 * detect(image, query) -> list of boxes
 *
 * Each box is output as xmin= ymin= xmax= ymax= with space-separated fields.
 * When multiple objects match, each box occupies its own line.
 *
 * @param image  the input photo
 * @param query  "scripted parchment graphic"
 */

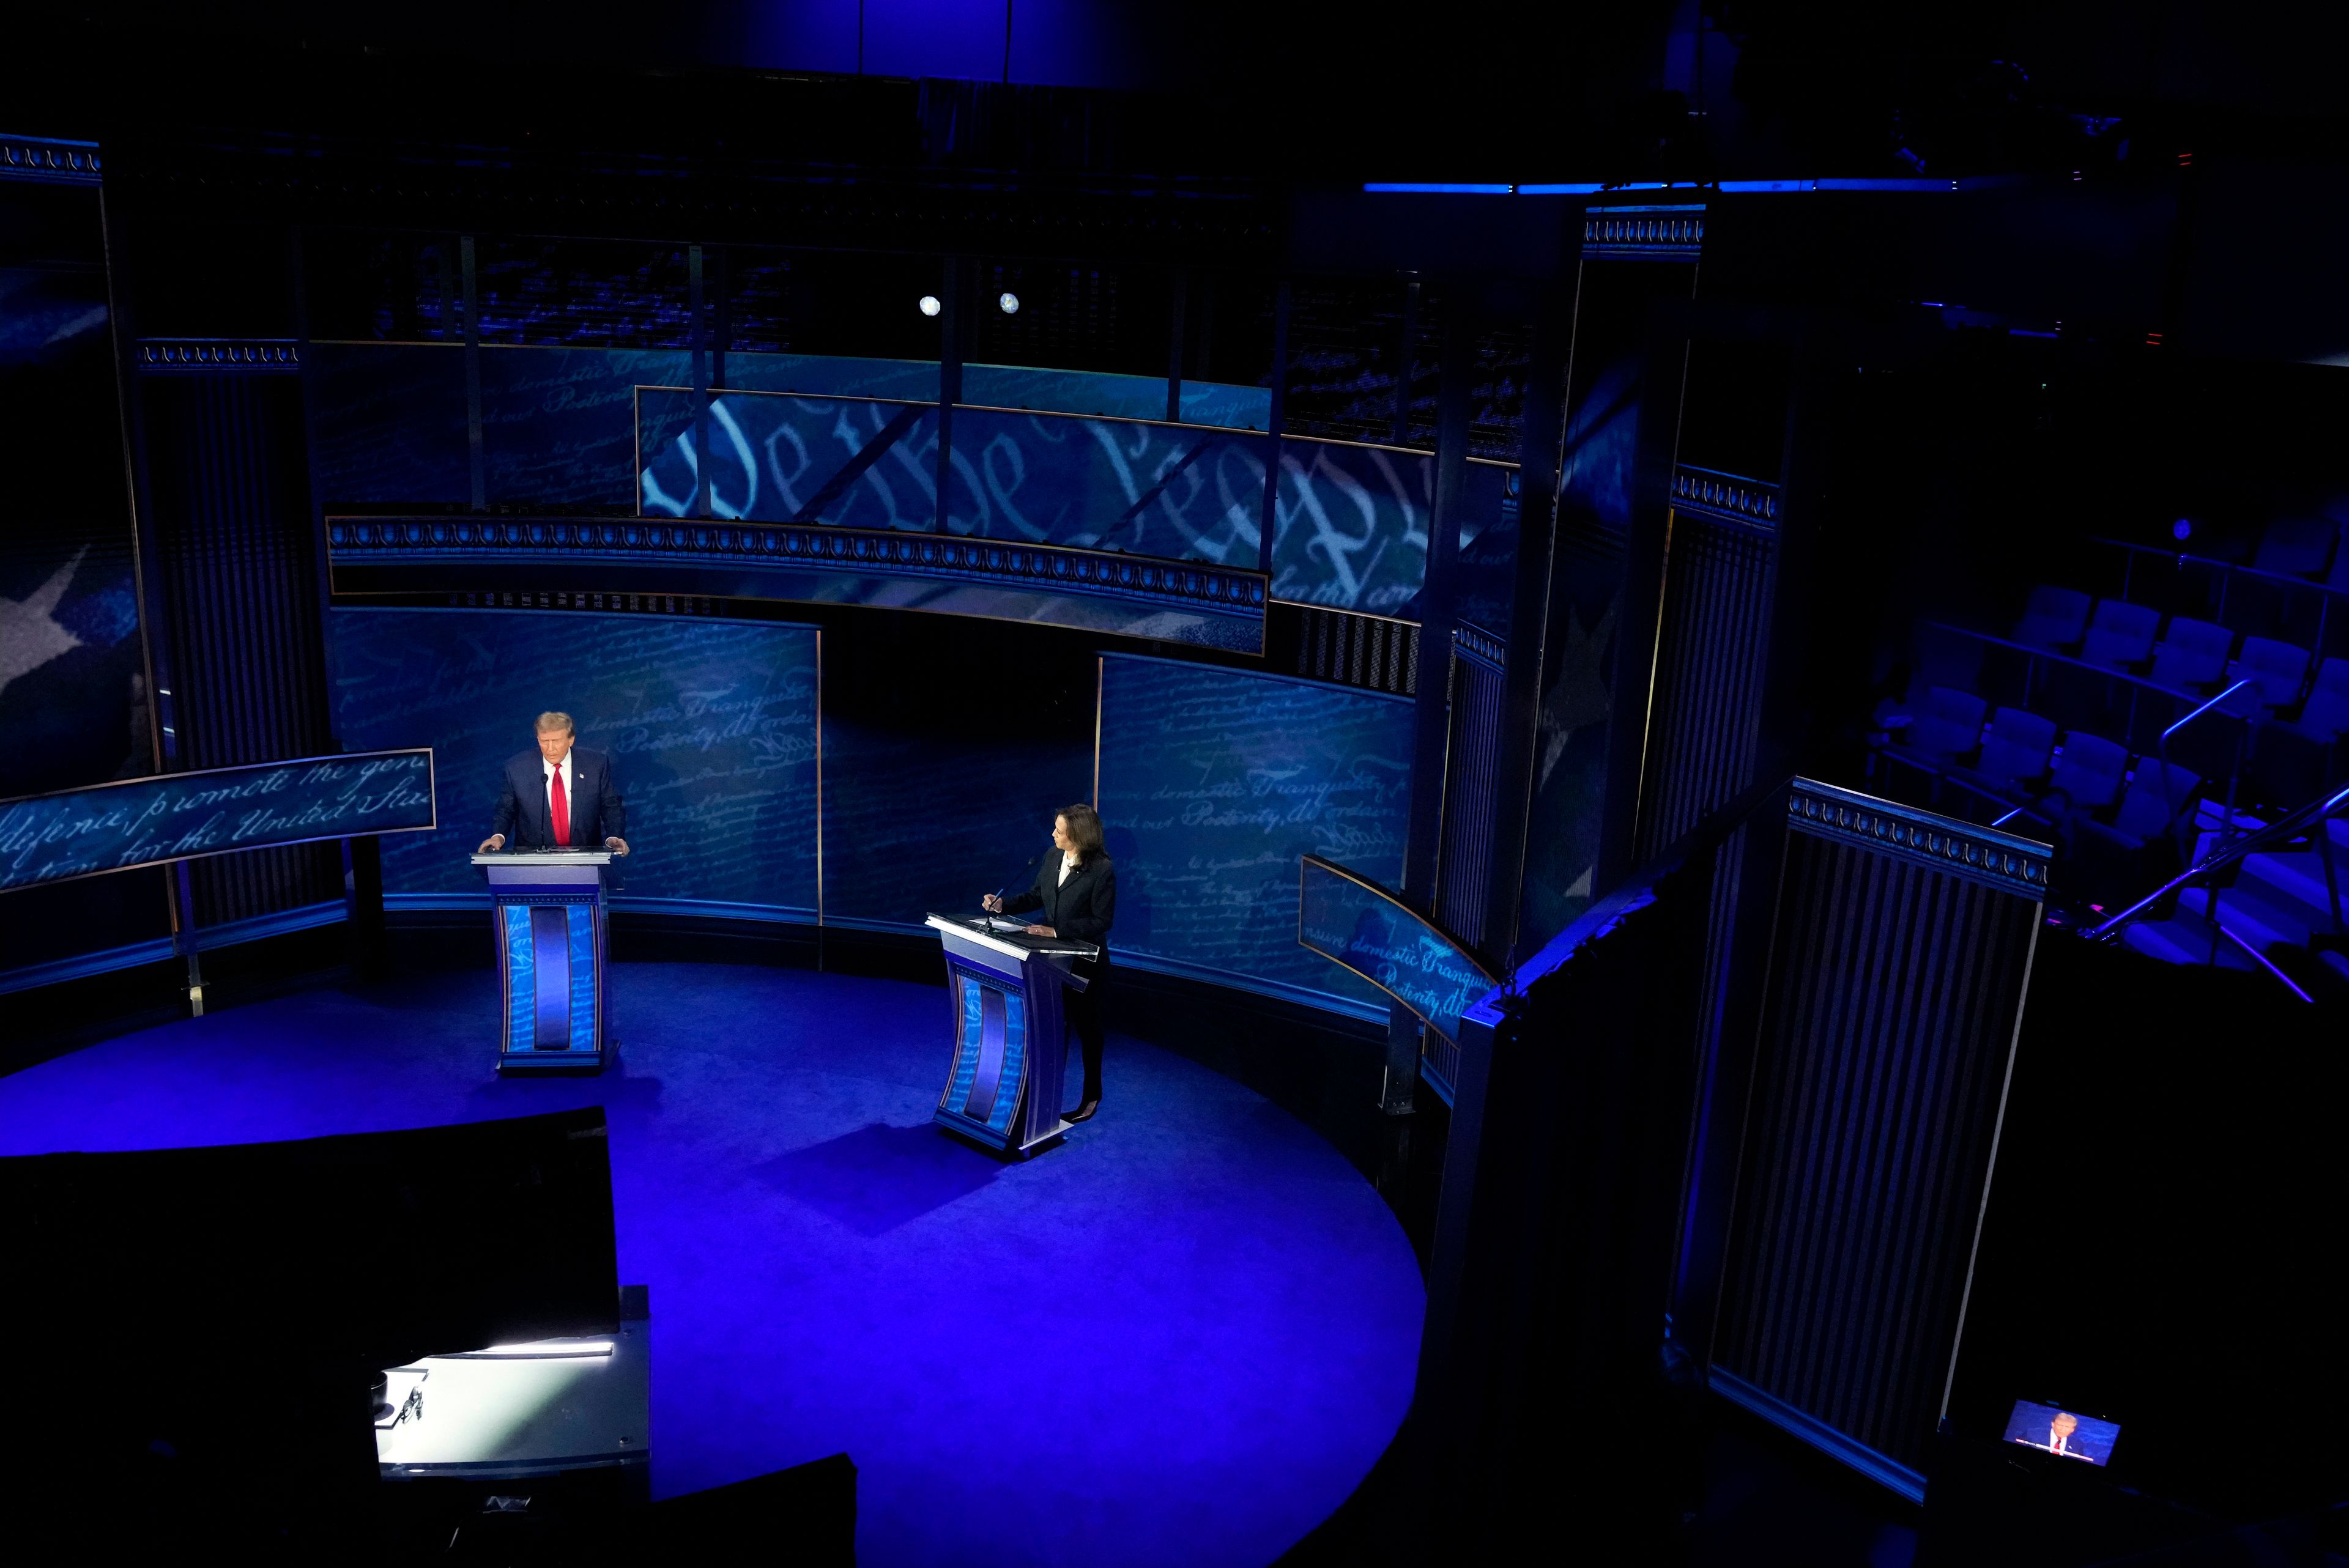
xmin=0 ymin=751 xmax=433 ymax=893
xmin=1096 ymin=655 xmax=1411 ymax=1007
xmin=1297 ymin=859 xmax=1493 ymax=1043
xmin=330 ymin=609 xmax=818 ymax=909
xmin=637 ymin=390 xmax=1508 ymax=617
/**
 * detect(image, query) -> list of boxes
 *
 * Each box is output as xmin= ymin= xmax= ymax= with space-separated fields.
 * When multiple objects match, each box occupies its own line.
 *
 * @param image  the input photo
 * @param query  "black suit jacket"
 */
xmin=1001 ymin=854 xmax=1116 ymax=953
xmin=490 ymin=747 xmax=626 ymax=848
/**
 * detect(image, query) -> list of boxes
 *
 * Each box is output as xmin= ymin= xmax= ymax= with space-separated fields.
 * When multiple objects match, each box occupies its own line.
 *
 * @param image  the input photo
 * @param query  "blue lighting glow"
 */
xmin=1359 ymin=182 xmax=1514 ymax=194
xmin=1368 ymin=177 xmax=1962 ymax=196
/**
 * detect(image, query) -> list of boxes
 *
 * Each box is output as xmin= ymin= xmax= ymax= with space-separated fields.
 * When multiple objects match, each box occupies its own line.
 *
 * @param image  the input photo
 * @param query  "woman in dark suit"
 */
xmin=982 ymin=803 xmax=1115 ymax=1122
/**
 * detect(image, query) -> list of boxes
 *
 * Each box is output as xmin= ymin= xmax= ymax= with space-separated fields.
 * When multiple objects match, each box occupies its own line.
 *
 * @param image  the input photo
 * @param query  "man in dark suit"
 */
xmin=984 ymin=802 xmax=1115 ymax=1122
xmin=475 ymin=711 xmax=631 ymax=857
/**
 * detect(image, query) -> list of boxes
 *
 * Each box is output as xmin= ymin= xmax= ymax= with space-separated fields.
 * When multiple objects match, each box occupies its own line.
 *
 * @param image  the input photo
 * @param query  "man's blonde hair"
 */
xmin=535 ymin=711 xmax=576 ymax=736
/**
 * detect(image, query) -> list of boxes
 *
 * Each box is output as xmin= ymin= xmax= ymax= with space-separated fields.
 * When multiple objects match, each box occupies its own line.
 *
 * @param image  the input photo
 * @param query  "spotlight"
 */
xmin=2173 ymin=517 xmax=2193 ymax=542
xmin=918 ymin=295 xmax=941 ymax=317
xmin=998 ymin=292 xmax=1020 ymax=314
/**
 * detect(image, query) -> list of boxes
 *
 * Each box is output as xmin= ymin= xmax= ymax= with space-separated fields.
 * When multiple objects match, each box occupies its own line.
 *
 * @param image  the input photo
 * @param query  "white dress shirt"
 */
xmin=543 ymin=750 xmax=575 ymax=843
xmin=1058 ymin=851 xmax=1079 ymax=886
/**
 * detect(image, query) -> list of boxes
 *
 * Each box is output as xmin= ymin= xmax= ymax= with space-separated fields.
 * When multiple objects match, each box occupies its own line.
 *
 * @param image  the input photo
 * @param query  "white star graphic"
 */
xmin=0 ymin=547 xmax=86 ymax=702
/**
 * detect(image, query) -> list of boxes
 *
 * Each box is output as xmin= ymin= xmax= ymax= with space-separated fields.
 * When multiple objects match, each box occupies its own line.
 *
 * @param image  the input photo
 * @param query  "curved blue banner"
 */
xmin=1297 ymin=855 xmax=1495 ymax=1045
xmin=0 ymin=750 xmax=436 ymax=894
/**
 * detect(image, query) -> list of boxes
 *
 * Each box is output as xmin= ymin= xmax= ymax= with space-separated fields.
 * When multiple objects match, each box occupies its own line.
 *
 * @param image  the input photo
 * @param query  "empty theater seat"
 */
xmin=1903 ymin=686 xmax=1988 ymax=763
xmin=2068 ymin=759 xmax=2203 ymax=905
xmin=2040 ymin=731 xmax=2129 ymax=816
xmin=2080 ymin=599 xmax=2161 ymax=670
xmin=2225 ymin=637 xmax=2312 ymax=714
xmin=2249 ymin=656 xmax=2349 ymax=809
xmin=2011 ymin=585 xmax=2092 ymax=651
xmin=2252 ymin=516 xmax=2340 ymax=580
xmin=2150 ymin=616 xmax=2235 ymax=693
xmin=1967 ymin=707 xmax=2059 ymax=790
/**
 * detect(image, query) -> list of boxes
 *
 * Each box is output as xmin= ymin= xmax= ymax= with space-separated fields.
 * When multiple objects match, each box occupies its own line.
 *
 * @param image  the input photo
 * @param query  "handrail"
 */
xmin=2092 ymin=535 xmax=2349 ymax=603
xmin=2213 ymin=920 xmax=2317 ymax=1004
xmin=2087 ymin=776 xmax=2349 ymax=938
xmin=2156 ymin=677 xmax=2255 ymax=832
xmin=2159 ymin=678 xmax=2257 ymax=743
xmin=1921 ymin=621 xmax=2227 ymax=705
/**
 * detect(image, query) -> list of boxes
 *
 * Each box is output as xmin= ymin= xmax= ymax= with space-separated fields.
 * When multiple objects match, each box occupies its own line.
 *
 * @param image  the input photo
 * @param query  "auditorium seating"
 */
xmin=1902 ymin=686 xmax=1988 ymax=762
xmin=1962 ymin=706 xmax=2058 ymax=791
xmin=2226 ymin=635 xmax=2312 ymax=714
xmin=2080 ymin=598 xmax=2161 ymax=670
xmin=2247 ymin=656 xmax=2349 ymax=808
xmin=2252 ymin=516 xmax=2340 ymax=580
xmin=2010 ymin=584 xmax=2091 ymax=651
xmin=2039 ymin=730 xmax=2129 ymax=816
xmin=2283 ymin=656 xmax=2349 ymax=739
xmin=2148 ymin=615 xmax=2235 ymax=693
xmin=2067 ymin=760 xmax=2202 ymax=906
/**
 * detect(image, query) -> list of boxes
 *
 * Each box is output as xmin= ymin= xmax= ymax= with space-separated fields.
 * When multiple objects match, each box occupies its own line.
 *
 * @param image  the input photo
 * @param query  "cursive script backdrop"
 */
xmin=0 ymin=751 xmax=433 ymax=894
xmin=329 ymin=609 xmax=819 ymax=912
xmin=1094 ymin=654 xmax=1411 ymax=1015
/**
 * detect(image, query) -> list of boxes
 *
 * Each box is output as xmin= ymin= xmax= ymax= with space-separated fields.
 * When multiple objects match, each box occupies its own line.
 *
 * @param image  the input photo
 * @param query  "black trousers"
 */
xmin=1065 ymin=969 xmax=1105 ymax=1102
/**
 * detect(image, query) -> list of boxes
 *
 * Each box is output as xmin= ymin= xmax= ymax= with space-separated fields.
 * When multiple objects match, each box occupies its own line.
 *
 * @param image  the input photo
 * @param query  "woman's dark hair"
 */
xmin=1059 ymin=803 xmax=1105 ymax=859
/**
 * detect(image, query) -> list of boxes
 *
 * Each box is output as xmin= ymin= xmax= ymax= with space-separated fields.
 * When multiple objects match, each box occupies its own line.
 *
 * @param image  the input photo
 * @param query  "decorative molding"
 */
xmin=1581 ymin=204 xmax=1704 ymax=261
xmin=327 ymin=514 xmax=1268 ymax=634
xmin=1672 ymin=465 xmax=1780 ymax=531
xmin=135 ymin=338 xmax=302 ymax=374
xmin=0 ymin=135 xmax=100 ymax=185
xmin=1452 ymin=620 xmax=1507 ymax=671
xmin=1787 ymin=777 xmax=2052 ymax=899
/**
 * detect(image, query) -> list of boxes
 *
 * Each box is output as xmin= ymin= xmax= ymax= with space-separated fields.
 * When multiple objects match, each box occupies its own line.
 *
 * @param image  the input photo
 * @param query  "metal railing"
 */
xmin=2156 ymin=677 xmax=2255 ymax=842
xmin=2095 ymin=535 xmax=2349 ymax=659
xmin=1901 ymin=622 xmax=2252 ymax=835
xmin=1920 ymin=620 xmax=2246 ymax=744
xmin=2085 ymin=774 xmax=2349 ymax=1004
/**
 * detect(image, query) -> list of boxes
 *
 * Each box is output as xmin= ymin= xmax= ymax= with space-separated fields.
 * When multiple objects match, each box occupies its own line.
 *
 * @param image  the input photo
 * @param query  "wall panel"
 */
xmin=1708 ymin=783 xmax=2048 ymax=1494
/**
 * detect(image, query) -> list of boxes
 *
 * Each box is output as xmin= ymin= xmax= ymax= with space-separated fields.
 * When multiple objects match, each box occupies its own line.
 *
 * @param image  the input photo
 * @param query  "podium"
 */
xmin=473 ymin=849 xmax=614 ymax=1074
xmin=926 ymin=913 xmax=1098 ymax=1157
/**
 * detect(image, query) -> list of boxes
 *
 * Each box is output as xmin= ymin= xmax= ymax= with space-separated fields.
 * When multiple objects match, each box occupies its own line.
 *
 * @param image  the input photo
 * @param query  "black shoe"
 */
xmin=1066 ymin=1098 xmax=1100 ymax=1123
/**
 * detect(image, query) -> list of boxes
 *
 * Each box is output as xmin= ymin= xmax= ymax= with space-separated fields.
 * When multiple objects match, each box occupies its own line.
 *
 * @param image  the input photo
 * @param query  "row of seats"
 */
xmin=2009 ymin=585 xmax=2342 ymax=720
xmin=2246 ymin=513 xmax=2349 ymax=586
xmin=1880 ymin=691 xmax=2203 ymax=903
xmin=1897 ymin=689 xmax=2199 ymax=836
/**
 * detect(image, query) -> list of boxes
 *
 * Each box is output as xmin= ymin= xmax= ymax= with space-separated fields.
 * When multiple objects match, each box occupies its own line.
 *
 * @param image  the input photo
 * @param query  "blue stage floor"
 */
xmin=0 ymin=963 xmax=1423 ymax=1567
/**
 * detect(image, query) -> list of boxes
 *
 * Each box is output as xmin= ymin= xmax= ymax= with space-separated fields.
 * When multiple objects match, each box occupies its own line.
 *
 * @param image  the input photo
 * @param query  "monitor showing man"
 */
xmin=2002 ymin=1399 xmax=2120 ymax=1466
xmin=477 ymin=711 xmax=630 ymax=857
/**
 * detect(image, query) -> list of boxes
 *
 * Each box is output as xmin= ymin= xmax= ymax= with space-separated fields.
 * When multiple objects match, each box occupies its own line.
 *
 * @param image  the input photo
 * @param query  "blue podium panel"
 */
xmin=477 ymin=851 xmax=612 ymax=1074
xmin=927 ymin=914 xmax=1092 ymax=1157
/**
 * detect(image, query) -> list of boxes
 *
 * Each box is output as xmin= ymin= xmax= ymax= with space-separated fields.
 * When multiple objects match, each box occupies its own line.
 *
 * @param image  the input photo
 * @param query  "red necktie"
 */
xmin=550 ymin=766 xmax=570 ymax=846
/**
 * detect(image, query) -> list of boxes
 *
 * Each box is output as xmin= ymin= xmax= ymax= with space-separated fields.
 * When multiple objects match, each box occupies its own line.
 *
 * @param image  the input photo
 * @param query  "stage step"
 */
xmin=2211 ymin=885 xmax=2312 ymax=955
xmin=2119 ymin=909 xmax=2258 ymax=972
xmin=2236 ymin=850 xmax=2348 ymax=933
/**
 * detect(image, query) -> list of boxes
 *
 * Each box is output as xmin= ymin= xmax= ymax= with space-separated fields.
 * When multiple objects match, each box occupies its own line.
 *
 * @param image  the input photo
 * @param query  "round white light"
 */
xmin=918 ymin=295 xmax=941 ymax=317
xmin=998 ymin=292 xmax=1020 ymax=314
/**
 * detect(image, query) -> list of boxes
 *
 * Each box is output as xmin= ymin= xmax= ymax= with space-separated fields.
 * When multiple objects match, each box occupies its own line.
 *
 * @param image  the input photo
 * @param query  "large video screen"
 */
xmin=1095 ymin=655 xmax=1411 ymax=1015
xmin=329 ymin=608 xmax=818 ymax=914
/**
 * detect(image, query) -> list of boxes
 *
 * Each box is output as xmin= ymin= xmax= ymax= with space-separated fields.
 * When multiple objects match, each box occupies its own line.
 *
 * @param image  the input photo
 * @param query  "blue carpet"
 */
xmin=0 ymin=963 xmax=1423 ymax=1568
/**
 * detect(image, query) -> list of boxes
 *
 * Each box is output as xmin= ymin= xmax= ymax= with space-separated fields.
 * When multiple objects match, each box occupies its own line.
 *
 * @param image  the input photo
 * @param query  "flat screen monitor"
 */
xmin=2003 ymin=1399 xmax=2121 ymax=1466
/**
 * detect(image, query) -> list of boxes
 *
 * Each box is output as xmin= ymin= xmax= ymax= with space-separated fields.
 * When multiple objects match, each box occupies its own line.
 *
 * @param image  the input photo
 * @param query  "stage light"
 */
xmin=2173 ymin=518 xmax=2193 ymax=541
xmin=998 ymin=292 xmax=1020 ymax=314
xmin=919 ymin=295 xmax=941 ymax=317
xmin=475 ymin=1341 xmax=615 ymax=1358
